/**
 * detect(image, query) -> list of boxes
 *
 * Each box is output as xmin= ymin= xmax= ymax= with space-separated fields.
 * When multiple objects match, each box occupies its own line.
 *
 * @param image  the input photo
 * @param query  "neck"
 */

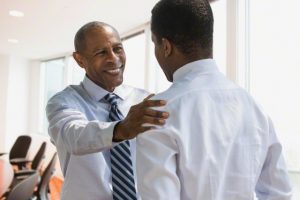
xmin=168 ymin=51 xmax=213 ymax=81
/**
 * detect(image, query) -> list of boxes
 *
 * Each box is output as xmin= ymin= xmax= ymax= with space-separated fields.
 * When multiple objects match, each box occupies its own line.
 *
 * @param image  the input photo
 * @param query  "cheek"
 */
xmin=117 ymin=51 xmax=126 ymax=65
xmin=154 ymin=50 xmax=160 ymax=63
xmin=86 ymin=62 xmax=103 ymax=78
xmin=91 ymin=59 xmax=105 ymax=72
xmin=155 ymin=49 xmax=163 ymax=65
xmin=121 ymin=53 xmax=126 ymax=64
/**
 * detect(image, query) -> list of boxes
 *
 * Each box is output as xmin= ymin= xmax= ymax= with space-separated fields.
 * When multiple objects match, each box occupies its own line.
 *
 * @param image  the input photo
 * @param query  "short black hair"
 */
xmin=74 ymin=21 xmax=117 ymax=53
xmin=151 ymin=0 xmax=214 ymax=55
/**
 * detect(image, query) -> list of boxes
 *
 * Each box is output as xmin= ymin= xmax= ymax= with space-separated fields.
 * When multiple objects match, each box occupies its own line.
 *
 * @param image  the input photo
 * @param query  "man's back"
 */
xmin=137 ymin=59 xmax=292 ymax=200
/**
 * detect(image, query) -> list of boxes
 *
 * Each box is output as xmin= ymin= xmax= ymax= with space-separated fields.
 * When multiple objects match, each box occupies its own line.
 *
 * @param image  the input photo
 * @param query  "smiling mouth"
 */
xmin=105 ymin=65 xmax=124 ymax=75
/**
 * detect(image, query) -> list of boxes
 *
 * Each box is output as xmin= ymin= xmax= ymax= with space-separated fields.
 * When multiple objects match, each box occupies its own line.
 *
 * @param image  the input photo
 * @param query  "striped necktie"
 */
xmin=104 ymin=93 xmax=137 ymax=200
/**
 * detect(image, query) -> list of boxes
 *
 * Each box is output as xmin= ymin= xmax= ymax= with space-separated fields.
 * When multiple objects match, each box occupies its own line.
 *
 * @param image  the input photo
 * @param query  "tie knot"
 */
xmin=104 ymin=93 xmax=119 ymax=106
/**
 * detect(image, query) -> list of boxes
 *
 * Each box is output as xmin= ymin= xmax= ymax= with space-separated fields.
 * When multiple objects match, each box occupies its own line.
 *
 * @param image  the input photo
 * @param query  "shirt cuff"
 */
xmin=97 ymin=121 xmax=120 ymax=147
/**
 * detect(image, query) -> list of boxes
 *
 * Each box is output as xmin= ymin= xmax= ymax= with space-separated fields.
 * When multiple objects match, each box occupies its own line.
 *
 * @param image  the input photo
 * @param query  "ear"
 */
xmin=161 ymin=38 xmax=172 ymax=57
xmin=73 ymin=52 xmax=87 ymax=69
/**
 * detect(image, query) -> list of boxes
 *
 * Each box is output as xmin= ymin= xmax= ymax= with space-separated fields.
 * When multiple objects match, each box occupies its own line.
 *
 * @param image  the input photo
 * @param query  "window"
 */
xmin=122 ymin=31 xmax=147 ymax=89
xmin=248 ymin=0 xmax=300 ymax=172
xmin=68 ymin=56 xmax=85 ymax=85
xmin=237 ymin=0 xmax=300 ymax=197
xmin=43 ymin=58 xmax=65 ymax=102
xmin=42 ymin=58 xmax=65 ymax=134
xmin=41 ymin=56 xmax=85 ymax=133
xmin=211 ymin=0 xmax=227 ymax=75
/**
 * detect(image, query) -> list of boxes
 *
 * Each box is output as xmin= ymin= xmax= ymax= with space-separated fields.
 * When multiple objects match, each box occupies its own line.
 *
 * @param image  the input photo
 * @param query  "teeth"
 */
xmin=106 ymin=68 xmax=121 ymax=74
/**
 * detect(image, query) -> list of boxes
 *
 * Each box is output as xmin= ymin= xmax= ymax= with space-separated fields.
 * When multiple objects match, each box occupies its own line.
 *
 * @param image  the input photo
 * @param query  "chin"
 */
xmin=111 ymin=79 xmax=123 ymax=90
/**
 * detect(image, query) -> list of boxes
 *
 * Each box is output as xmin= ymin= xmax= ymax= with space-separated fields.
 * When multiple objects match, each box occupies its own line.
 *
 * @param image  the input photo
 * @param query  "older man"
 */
xmin=46 ymin=21 xmax=168 ymax=200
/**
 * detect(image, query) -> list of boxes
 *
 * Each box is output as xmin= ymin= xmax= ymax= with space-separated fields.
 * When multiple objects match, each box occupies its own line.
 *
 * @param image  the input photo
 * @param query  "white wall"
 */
xmin=0 ymin=55 xmax=10 ymax=152
xmin=5 ymin=56 xmax=30 ymax=150
xmin=0 ymin=54 xmax=62 ymax=176
xmin=0 ymin=55 xmax=44 ymax=152
xmin=0 ymin=55 xmax=46 ymax=156
xmin=27 ymin=60 xmax=43 ymax=134
xmin=0 ymin=54 xmax=43 ymax=153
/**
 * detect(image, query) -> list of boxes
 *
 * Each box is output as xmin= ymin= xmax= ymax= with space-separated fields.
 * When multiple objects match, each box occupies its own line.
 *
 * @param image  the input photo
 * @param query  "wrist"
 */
xmin=112 ymin=121 xmax=124 ymax=142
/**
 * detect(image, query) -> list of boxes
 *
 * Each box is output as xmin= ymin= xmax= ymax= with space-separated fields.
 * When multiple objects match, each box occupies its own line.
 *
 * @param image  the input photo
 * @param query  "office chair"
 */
xmin=36 ymin=152 xmax=57 ymax=200
xmin=8 ymin=135 xmax=32 ymax=169
xmin=6 ymin=172 xmax=39 ymax=200
xmin=14 ymin=141 xmax=47 ymax=178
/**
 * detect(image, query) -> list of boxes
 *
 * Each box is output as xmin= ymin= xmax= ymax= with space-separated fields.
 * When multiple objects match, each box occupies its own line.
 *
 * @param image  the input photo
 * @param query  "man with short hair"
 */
xmin=136 ymin=0 xmax=292 ymax=199
xmin=46 ymin=21 xmax=168 ymax=200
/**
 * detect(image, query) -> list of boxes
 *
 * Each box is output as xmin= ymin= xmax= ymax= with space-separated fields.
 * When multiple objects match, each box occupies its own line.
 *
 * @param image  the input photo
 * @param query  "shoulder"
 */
xmin=46 ymin=85 xmax=85 ymax=115
xmin=150 ymin=83 xmax=183 ymax=105
xmin=120 ymin=84 xmax=150 ymax=102
xmin=48 ymin=85 xmax=81 ymax=104
xmin=122 ymin=84 xmax=149 ymax=95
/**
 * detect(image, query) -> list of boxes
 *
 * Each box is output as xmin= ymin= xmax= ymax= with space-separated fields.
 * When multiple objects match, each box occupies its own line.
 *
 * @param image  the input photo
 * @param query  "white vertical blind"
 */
xmin=122 ymin=33 xmax=147 ymax=89
xmin=238 ymin=0 xmax=300 ymax=197
xmin=247 ymin=0 xmax=300 ymax=172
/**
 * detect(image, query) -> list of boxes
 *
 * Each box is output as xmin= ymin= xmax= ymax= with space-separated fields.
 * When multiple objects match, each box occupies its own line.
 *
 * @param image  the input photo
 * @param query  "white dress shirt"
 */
xmin=46 ymin=76 xmax=148 ymax=200
xmin=136 ymin=59 xmax=292 ymax=200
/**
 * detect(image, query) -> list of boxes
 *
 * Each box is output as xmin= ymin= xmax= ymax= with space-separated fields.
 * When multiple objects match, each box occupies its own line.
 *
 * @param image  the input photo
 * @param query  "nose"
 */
xmin=106 ymin=50 xmax=118 ymax=64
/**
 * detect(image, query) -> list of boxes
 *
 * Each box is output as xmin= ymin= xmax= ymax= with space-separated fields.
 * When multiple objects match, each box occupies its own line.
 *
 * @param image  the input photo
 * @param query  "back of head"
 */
xmin=151 ymin=0 xmax=214 ymax=56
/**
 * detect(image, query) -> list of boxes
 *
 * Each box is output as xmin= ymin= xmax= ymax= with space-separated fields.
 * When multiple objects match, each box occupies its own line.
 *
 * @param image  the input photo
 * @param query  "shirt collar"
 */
xmin=173 ymin=59 xmax=219 ymax=82
xmin=82 ymin=76 xmax=127 ymax=101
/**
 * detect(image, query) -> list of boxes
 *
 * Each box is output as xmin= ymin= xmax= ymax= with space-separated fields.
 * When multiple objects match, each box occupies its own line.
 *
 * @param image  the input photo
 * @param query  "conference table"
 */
xmin=0 ymin=158 xmax=13 ymax=197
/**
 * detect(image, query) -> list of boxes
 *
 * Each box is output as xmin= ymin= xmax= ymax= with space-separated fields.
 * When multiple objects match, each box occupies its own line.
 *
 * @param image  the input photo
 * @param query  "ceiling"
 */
xmin=0 ymin=0 xmax=159 ymax=60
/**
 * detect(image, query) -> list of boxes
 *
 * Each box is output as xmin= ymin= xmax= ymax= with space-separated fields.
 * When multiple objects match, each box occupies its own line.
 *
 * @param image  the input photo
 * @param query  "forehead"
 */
xmin=84 ymin=26 xmax=121 ymax=49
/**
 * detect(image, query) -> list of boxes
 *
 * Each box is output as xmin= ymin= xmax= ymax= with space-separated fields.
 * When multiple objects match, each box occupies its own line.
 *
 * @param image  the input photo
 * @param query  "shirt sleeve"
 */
xmin=46 ymin=96 xmax=117 ymax=155
xmin=255 ymin=118 xmax=292 ymax=200
xmin=136 ymin=128 xmax=181 ymax=200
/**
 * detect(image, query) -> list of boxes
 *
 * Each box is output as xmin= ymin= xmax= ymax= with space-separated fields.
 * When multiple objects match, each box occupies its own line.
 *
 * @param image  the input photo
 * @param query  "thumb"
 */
xmin=143 ymin=93 xmax=155 ymax=101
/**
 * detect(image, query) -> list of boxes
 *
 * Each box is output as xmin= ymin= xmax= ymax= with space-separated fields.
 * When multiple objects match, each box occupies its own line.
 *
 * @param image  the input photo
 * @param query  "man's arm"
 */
xmin=255 ymin=118 xmax=292 ymax=200
xmin=46 ymin=95 xmax=169 ymax=155
xmin=136 ymin=129 xmax=180 ymax=200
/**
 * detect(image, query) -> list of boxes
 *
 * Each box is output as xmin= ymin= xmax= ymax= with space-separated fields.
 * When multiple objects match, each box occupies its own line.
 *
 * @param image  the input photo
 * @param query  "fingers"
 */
xmin=143 ymin=99 xmax=167 ymax=107
xmin=143 ymin=94 xmax=167 ymax=107
xmin=143 ymin=94 xmax=155 ymax=101
xmin=120 ymin=96 xmax=169 ymax=139
xmin=144 ymin=108 xmax=169 ymax=118
xmin=141 ymin=115 xmax=166 ymax=125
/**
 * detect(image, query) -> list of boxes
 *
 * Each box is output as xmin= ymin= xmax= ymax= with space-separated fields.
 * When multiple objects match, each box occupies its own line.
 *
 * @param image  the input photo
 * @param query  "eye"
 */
xmin=95 ymin=50 xmax=106 ymax=56
xmin=114 ymin=46 xmax=123 ymax=54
